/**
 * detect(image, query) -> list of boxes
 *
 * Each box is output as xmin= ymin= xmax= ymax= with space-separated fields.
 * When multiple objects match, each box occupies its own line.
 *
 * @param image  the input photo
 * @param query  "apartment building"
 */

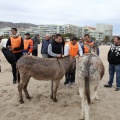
xmin=82 ymin=26 xmax=104 ymax=41
xmin=38 ymin=24 xmax=65 ymax=37
xmin=96 ymin=24 xmax=113 ymax=37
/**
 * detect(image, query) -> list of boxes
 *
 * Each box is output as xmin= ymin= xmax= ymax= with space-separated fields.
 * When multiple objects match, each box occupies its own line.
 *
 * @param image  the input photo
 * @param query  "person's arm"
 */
xmin=107 ymin=46 xmax=111 ymax=60
xmin=28 ymin=40 xmax=33 ymax=53
xmin=14 ymin=37 xmax=24 ymax=51
xmin=6 ymin=38 xmax=11 ymax=48
xmin=48 ymin=44 xmax=57 ymax=57
xmin=64 ymin=44 xmax=70 ymax=56
xmin=78 ymin=44 xmax=83 ymax=56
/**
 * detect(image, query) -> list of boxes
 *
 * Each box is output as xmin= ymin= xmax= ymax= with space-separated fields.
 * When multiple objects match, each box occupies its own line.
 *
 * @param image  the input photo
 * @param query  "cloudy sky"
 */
xmin=0 ymin=0 xmax=120 ymax=35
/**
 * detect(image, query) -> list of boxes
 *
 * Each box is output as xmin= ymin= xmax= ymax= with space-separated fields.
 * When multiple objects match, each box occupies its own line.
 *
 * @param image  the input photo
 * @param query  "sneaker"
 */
xmin=69 ymin=82 xmax=77 ymax=86
xmin=104 ymin=84 xmax=112 ymax=88
xmin=115 ymin=88 xmax=120 ymax=91
xmin=13 ymin=81 xmax=16 ymax=84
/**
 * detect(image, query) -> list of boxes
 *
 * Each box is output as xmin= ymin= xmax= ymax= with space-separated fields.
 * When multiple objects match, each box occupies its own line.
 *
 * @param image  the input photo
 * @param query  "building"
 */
xmin=82 ymin=26 xmax=104 ymax=41
xmin=96 ymin=24 xmax=113 ymax=37
xmin=64 ymin=24 xmax=78 ymax=36
xmin=38 ymin=24 xmax=65 ymax=37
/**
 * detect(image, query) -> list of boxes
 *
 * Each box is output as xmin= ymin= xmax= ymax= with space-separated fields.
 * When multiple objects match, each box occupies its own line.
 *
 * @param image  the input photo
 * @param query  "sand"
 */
xmin=0 ymin=45 xmax=120 ymax=120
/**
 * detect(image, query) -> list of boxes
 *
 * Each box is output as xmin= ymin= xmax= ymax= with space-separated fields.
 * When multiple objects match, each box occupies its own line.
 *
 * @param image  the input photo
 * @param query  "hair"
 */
xmin=11 ymin=28 xmax=17 ymax=31
xmin=84 ymin=34 xmax=90 ymax=38
xmin=52 ymin=35 xmax=55 ymax=40
xmin=114 ymin=36 xmax=120 ymax=40
xmin=55 ymin=34 xmax=61 ymax=39
xmin=70 ymin=36 xmax=78 ymax=41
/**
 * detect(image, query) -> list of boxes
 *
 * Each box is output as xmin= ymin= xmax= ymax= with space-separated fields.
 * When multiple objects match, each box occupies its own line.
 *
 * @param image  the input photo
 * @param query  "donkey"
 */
xmin=76 ymin=43 xmax=104 ymax=120
xmin=16 ymin=55 xmax=74 ymax=104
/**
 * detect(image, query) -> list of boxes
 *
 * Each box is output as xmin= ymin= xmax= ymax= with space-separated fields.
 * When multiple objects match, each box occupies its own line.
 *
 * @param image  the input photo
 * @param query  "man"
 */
xmin=23 ymin=32 xmax=33 ymax=55
xmin=32 ymin=33 xmax=40 ymax=56
xmin=41 ymin=34 xmax=51 ymax=58
xmin=78 ymin=38 xmax=84 ymax=53
xmin=104 ymin=36 xmax=120 ymax=91
xmin=0 ymin=35 xmax=8 ymax=72
xmin=84 ymin=34 xmax=99 ymax=55
xmin=48 ymin=34 xmax=62 ymax=58
xmin=6 ymin=28 xmax=24 ymax=84
xmin=64 ymin=36 xmax=83 ymax=86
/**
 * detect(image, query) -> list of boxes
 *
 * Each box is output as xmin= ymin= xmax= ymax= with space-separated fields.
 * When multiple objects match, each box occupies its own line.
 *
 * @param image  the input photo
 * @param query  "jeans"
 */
xmin=32 ymin=49 xmax=38 ymax=56
xmin=65 ymin=67 xmax=76 ymax=84
xmin=11 ymin=52 xmax=23 ymax=81
xmin=42 ymin=54 xmax=48 ymax=58
xmin=108 ymin=64 xmax=120 ymax=88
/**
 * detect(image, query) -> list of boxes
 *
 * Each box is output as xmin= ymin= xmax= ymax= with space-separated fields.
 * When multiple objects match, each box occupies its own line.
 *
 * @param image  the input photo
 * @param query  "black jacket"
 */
xmin=48 ymin=41 xmax=62 ymax=58
xmin=108 ymin=44 xmax=120 ymax=65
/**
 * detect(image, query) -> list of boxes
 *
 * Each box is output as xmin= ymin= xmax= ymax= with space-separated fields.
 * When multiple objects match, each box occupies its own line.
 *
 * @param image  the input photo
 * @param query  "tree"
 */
xmin=103 ymin=35 xmax=111 ymax=43
xmin=61 ymin=33 xmax=75 ymax=38
xmin=91 ymin=37 xmax=96 ymax=41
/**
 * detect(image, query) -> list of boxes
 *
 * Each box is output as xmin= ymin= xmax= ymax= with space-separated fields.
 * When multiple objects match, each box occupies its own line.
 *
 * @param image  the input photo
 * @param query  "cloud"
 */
xmin=0 ymin=0 xmax=120 ymax=34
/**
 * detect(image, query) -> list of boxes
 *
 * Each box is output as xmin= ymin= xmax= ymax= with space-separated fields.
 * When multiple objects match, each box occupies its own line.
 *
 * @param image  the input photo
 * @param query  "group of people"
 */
xmin=1 ymin=27 xmax=120 ymax=91
xmin=0 ymin=28 xmax=40 ymax=84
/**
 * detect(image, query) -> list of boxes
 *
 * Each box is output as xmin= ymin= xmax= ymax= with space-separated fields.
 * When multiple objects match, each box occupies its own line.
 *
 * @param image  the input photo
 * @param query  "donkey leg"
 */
xmin=18 ymin=83 xmax=24 ymax=104
xmin=23 ymin=79 xmax=31 ymax=99
xmin=52 ymin=80 xmax=60 ymax=102
xmin=50 ymin=80 xmax=53 ymax=99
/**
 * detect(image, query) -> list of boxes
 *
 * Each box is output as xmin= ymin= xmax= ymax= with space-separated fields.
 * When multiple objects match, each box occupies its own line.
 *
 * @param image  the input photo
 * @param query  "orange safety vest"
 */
xmin=84 ymin=41 xmax=94 ymax=54
xmin=24 ymin=39 xmax=33 ymax=53
xmin=10 ymin=36 xmax=22 ymax=53
xmin=68 ymin=41 xmax=79 ymax=57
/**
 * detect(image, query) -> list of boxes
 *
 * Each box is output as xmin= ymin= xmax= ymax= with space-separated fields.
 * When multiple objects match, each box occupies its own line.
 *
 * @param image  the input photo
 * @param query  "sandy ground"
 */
xmin=0 ymin=45 xmax=120 ymax=120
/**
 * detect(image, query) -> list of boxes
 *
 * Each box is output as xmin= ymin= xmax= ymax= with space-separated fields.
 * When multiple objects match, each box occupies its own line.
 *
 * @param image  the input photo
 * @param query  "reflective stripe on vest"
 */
xmin=10 ymin=36 xmax=22 ymax=53
xmin=68 ymin=41 xmax=79 ymax=57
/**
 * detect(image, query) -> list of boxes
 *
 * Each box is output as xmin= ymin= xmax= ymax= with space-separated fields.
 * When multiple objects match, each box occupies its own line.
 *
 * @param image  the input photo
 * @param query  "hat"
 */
xmin=24 ymin=32 xmax=30 ymax=35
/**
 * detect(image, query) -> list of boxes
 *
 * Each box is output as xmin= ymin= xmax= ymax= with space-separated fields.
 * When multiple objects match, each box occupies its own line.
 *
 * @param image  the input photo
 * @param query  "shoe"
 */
xmin=69 ymin=82 xmax=77 ymax=86
xmin=104 ymin=84 xmax=112 ymax=88
xmin=115 ymin=88 xmax=120 ymax=91
xmin=13 ymin=80 xmax=16 ymax=84
xmin=65 ymin=83 xmax=70 ymax=87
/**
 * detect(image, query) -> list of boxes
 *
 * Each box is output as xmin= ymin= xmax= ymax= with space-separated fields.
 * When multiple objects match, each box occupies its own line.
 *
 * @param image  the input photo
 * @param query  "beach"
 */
xmin=0 ymin=45 xmax=120 ymax=120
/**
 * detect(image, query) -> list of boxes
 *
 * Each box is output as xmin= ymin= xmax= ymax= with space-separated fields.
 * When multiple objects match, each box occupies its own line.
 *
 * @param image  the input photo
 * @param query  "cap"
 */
xmin=24 ymin=32 xmax=30 ymax=35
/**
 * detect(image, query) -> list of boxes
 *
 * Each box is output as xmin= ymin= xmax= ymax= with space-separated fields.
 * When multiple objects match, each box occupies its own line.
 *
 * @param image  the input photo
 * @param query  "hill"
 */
xmin=0 ymin=21 xmax=38 ymax=29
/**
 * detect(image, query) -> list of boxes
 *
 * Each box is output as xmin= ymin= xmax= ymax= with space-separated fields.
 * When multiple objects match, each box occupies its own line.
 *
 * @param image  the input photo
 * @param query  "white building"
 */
xmin=38 ymin=24 xmax=65 ymax=37
xmin=64 ymin=24 xmax=78 ymax=36
xmin=82 ymin=26 xmax=104 ymax=41
xmin=96 ymin=24 xmax=113 ymax=37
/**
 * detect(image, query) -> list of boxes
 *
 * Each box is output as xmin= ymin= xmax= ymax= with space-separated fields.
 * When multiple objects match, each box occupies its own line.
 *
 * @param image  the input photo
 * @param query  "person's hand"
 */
xmin=57 ymin=54 xmax=62 ymax=58
xmin=8 ymin=46 xmax=14 ymax=51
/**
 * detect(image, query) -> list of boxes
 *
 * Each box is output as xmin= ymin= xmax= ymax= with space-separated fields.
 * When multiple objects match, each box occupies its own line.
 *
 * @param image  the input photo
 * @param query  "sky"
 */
xmin=0 ymin=0 xmax=120 ymax=35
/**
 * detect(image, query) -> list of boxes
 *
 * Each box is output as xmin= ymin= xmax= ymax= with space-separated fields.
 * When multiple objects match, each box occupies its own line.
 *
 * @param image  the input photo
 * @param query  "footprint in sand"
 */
xmin=6 ymin=112 xmax=16 ymax=117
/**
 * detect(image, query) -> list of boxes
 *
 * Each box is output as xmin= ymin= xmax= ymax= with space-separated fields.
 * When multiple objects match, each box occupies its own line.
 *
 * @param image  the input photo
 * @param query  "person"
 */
xmin=48 ymin=34 xmax=62 ymax=58
xmin=6 ymin=28 xmax=24 ymax=84
xmin=60 ymin=37 xmax=65 ymax=54
xmin=31 ymin=33 xmax=40 ymax=56
xmin=0 ymin=35 xmax=8 ymax=72
xmin=51 ymin=35 xmax=55 ymax=42
xmin=83 ymin=34 xmax=100 ymax=55
xmin=64 ymin=36 xmax=83 ymax=86
xmin=104 ymin=36 xmax=120 ymax=91
xmin=23 ymin=32 xmax=33 ymax=55
xmin=0 ymin=34 xmax=3 ymax=72
xmin=78 ymin=38 xmax=84 ymax=53
xmin=41 ymin=34 xmax=51 ymax=58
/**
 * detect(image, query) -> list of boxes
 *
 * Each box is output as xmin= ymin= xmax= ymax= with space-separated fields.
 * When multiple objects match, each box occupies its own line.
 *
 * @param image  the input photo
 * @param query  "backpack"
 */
xmin=2 ymin=47 xmax=16 ymax=64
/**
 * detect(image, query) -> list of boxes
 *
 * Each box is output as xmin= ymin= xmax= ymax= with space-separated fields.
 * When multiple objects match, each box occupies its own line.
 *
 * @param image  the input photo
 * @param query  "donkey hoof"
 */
xmin=26 ymin=96 xmax=31 ymax=99
xmin=50 ymin=95 xmax=53 ymax=99
xmin=20 ymin=100 xmax=24 ymax=104
xmin=53 ymin=98 xmax=58 ymax=102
